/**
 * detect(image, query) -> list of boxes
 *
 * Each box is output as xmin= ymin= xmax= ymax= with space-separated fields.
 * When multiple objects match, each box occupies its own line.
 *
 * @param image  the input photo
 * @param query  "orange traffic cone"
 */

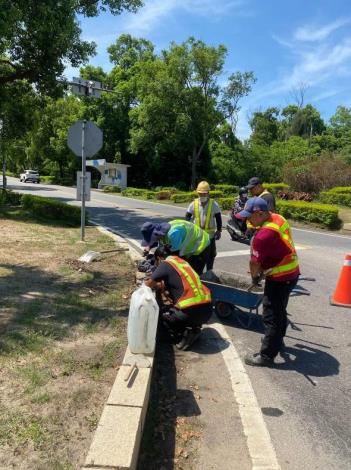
xmin=330 ymin=254 xmax=351 ymax=308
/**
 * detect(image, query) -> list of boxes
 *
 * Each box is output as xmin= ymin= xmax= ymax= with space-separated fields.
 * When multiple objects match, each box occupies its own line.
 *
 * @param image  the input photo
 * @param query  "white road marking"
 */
xmin=209 ymin=319 xmax=281 ymax=470
xmin=217 ymin=245 xmax=310 ymax=258
xmin=217 ymin=249 xmax=250 ymax=258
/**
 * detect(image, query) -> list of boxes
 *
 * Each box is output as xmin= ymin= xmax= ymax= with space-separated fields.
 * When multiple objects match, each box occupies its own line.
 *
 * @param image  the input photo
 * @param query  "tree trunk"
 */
xmin=190 ymin=139 xmax=206 ymax=189
xmin=191 ymin=147 xmax=197 ymax=189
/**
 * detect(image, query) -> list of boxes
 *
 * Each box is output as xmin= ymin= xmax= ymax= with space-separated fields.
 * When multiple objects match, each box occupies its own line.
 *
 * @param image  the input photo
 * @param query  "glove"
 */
xmin=214 ymin=231 xmax=222 ymax=240
xmin=143 ymin=248 xmax=150 ymax=257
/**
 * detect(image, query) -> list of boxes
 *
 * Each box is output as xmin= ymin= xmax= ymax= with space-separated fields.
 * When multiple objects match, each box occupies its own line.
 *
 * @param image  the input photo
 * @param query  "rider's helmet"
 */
xmin=239 ymin=187 xmax=248 ymax=196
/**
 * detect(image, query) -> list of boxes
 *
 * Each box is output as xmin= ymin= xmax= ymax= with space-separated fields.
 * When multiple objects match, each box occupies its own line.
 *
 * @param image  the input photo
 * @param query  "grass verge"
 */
xmin=0 ymin=209 xmax=135 ymax=468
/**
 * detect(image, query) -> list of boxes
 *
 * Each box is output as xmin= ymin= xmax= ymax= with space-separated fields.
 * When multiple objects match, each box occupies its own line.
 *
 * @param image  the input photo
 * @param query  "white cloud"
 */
xmin=123 ymin=0 xmax=247 ymax=34
xmin=237 ymin=22 xmax=351 ymax=138
xmin=294 ymin=18 xmax=350 ymax=42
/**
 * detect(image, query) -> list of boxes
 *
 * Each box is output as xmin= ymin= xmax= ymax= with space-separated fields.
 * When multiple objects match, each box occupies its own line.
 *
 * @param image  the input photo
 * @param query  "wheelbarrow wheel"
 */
xmin=215 ymin=301 xmax=233 ymax=318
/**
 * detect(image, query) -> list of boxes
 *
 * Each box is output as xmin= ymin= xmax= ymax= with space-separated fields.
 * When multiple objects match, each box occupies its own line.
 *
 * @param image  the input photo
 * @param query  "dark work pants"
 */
xmin=160 ymin=304 xmax=212 ymax=343
xmin=260 ymin=277 xmax=298 ymax=359
xmin=206 ymin=238 xmax=217 ymax=271
xmin=186 ymin=244 xmax=211 ymax=275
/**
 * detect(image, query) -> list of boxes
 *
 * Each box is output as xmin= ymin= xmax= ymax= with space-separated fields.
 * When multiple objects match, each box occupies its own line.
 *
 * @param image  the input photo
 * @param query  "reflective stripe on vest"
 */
xmin=261 ymin=213 xmax=299 ymax=278
xmin=194 ymin=198 xmax=215 ymax=234
xmin=165 ymin=256 xmax=211 ymax=309
xmin=168 ymin=220 xmax=210 ymax=257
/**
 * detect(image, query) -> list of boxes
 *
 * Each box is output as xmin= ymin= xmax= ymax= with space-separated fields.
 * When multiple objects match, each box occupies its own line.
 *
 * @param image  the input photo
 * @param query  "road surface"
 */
xmin=5 ymin=177 xmax=351 ymax=469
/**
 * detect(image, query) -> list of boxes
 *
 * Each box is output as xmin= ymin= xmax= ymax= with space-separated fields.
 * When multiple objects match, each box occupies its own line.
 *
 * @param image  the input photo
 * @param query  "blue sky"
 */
xmin=68 ymin=0 xmax=351 ymax=139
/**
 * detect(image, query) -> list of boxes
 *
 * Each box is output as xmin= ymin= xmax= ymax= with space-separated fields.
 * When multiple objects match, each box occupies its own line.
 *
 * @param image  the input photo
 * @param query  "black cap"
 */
xmin=247 ymin=177 xmax=262 ymax=189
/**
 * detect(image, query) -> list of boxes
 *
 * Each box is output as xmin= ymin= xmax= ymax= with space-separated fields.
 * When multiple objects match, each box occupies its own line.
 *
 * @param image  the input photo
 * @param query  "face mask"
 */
xmin=199 ymin=196 xmax=208 ymax=203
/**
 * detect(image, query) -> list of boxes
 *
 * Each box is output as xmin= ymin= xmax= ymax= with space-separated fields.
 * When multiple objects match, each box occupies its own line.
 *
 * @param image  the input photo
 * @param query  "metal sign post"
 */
xmin=67 ymin=120 xmax=103 ymax=242
xmin=81 ymin=120 xmax=86 ymax=241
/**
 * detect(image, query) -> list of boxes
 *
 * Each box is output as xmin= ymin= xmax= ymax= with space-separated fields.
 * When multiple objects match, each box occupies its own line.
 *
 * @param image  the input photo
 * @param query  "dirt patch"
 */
xmin=138 ymin=342 xmax=203 ymax=470
xmin=0 ymin=217 xmax=135 ymax=468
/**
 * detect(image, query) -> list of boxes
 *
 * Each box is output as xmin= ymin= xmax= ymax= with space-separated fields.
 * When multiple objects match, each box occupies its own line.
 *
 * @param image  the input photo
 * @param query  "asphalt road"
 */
xmin=5 ymin=177 xmax=351 ymax=469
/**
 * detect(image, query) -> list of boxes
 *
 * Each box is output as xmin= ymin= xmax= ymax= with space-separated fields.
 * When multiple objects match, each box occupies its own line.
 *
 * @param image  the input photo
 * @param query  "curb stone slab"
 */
xmin=83 ymin=228 xmax=152 ymax=470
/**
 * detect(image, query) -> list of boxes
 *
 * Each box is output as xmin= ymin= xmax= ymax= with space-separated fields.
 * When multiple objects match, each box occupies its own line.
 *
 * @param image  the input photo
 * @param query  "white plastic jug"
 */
xmin=127 ymin=284 xmax=159 ymax=354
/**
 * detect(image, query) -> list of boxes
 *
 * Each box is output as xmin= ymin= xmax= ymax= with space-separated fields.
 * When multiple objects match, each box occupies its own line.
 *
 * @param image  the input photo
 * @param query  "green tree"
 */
xmin=249 ymin=107 xmax=281 ymax=146
xmin=130 ymin=37 xmax=255 ymax=187
xmin=0 ymin=0 xmax=142 ymax=92
xmin=281 ymin=104 xmax=325 ymax=139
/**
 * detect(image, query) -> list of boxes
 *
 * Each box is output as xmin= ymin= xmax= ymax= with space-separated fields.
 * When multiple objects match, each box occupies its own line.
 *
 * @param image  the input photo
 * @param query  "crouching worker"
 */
xmin=144 ymin=246 xmax=212 ymax=350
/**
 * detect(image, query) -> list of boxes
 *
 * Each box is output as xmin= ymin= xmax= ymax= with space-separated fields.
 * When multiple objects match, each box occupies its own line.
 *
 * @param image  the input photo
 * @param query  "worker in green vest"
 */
xmin=141 ymin=219 xmax=210 ymax=275
xmin=186 ymin=181 xmax=222 ymax=271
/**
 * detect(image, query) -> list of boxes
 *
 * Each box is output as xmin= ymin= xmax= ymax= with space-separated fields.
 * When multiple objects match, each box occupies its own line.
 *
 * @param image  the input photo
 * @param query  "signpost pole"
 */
xmin=81 ymin=120 xmax=86 ymax=241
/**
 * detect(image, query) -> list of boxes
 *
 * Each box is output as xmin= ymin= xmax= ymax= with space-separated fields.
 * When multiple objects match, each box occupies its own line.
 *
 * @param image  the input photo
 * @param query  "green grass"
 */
xmin=17 ymin=363 xmax=52 ymax=393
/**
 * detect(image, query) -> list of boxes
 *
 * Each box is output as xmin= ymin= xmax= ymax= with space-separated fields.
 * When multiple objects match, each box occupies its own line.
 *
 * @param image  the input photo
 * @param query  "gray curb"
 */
xmin=83 ymin=225 xmax=151 ymax=470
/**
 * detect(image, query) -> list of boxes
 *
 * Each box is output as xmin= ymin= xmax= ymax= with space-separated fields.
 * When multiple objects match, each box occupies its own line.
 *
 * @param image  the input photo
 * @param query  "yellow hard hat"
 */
xmin=196 ymin=181 xmax=210 ymax=193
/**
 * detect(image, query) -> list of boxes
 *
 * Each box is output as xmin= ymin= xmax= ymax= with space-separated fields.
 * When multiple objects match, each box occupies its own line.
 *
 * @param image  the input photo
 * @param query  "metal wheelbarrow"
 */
xmin=201 ymin=270 xmax=264 ymax=328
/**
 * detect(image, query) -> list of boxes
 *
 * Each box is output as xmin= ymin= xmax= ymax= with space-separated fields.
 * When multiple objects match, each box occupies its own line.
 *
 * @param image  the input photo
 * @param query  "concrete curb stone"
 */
xmin=83 ymin=227 xmax=151 ymax=470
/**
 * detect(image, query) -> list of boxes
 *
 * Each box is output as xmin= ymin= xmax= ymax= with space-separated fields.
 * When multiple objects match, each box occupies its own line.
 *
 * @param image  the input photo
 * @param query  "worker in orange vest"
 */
xmin=236 ymin=197 xmax=300 ymax=367
xmin=186 ymin=181 xmax=222 ymax=271
xmin=145 ymin=246 xmax=212 ymax=350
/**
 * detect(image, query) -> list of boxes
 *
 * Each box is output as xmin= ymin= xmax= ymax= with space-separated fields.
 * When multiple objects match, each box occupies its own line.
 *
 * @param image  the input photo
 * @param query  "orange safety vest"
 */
xmin=194 ymin=198 xmax=215 ymax=235
xmin=260 ymin=213 xmax=299 ymax=279
xmin=165 ymin=256 xmax=212 ymax=309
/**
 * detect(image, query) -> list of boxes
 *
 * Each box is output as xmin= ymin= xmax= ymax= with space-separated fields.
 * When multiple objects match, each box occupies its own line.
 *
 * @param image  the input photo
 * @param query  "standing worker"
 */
xmin=145 ymin=246 xmax=212 ymax=350
xmin=185 ymin=181 xmax=222 ymax=271
xmin=236 ymin=197 xmax=300 ymax=367
xmin=247 ymin=177 xmax=276 ymax=212
xmin=141 ymin=219 xmax=210 ymax=275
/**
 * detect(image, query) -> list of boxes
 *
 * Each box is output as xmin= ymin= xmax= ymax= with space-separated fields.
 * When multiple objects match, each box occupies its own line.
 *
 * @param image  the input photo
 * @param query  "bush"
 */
xmin=327 ymin=186 xmax=351 ymax=194
xmin=154 ymin=186 xmax=179 ymax=194
xmin=170 ymin=192 xmax=197 ymax=203
xmin=155 ymin=190 xmax=173 ymax=200
xmin=0 ymin=189 xmax=22 ymax=206
xmin=103 ymin=185 xmax=121 ymax=193
xmin=319 ymin=191 xmax=351 ymax=207
xmin=121 ymin=187 xmax=148 ymax=198
xmin=217 ymin=197 xmax=233 ymax=210
xmin=263 ymin=183 xmax=289 ymax=193
xmin=283 ymin=154 xmax=351 ymax=193
xmin=277 ymin=200 xmax=341 ymax=229
xmin=170 ymin=191 xmax=224 ymax=203
xmin=277 ymin=191 xmax=314 ymax=202
xmin=21 ymin=194 xmax=85 ymax=226
xmin=41 ymin=176 xmax=55 ymax=184
xmin=145 ymin=190 xmax=157 ymax=199
xmin=213 ymin=184 xmax=239 ymax=195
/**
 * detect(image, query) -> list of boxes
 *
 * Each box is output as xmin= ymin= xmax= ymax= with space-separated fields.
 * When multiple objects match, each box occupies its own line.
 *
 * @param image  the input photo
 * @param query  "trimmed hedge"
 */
xmin=154 ymin=186 xmax=179 ymax=193
xmin=171 ymin=192 xmax=197 ymax=203
xmin=21 ymin=194 xmax=85 ymax=226
xmin=170 ymin=190 xmax=224 ymax=203
xmin=263 ymin=183 xmax=289 ymax=193
xmin=103 ymin=185 xmax=121 ymax=193
xmin=326 ymin=186 xmax=351 ymax=194
xmin=217 ymin=197 xmax=233 ymax=210
xmin=319 ymin=191 xmax=351 ymax=207
xmin=155 ymin=190 xmax=173 ymax=200
xmin=41 ymin=176 xmax=55 ymax=184
xmin=0 ymin=189 xmax=22 ymax=206
xmin=121 ymin=187 xmax=148 ymax=197
xmin=213 ymin=184 xmax=239 ymax=195
xmin=145 ymin=190 xmax=157 ymax=199
xmin=277 ymin=200 xmax=341 ymax=229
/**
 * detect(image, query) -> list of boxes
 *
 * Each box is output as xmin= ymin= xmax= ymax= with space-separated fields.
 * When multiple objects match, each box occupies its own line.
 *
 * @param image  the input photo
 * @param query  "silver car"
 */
xmin=20 ymin=170 xmax=41 ymax=183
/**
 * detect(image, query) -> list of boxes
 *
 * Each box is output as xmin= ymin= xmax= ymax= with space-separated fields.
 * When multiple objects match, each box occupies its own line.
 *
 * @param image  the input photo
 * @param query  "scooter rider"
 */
xmin=227 ymin=187 xmax=249 ymax=240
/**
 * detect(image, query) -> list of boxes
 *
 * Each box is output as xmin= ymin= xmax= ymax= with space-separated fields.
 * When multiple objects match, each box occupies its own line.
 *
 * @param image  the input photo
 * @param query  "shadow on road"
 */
xmin=276 ymin=343 xmax=340 ymax=381
xmin=8 ymin=184 xmax=58 ymax=192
